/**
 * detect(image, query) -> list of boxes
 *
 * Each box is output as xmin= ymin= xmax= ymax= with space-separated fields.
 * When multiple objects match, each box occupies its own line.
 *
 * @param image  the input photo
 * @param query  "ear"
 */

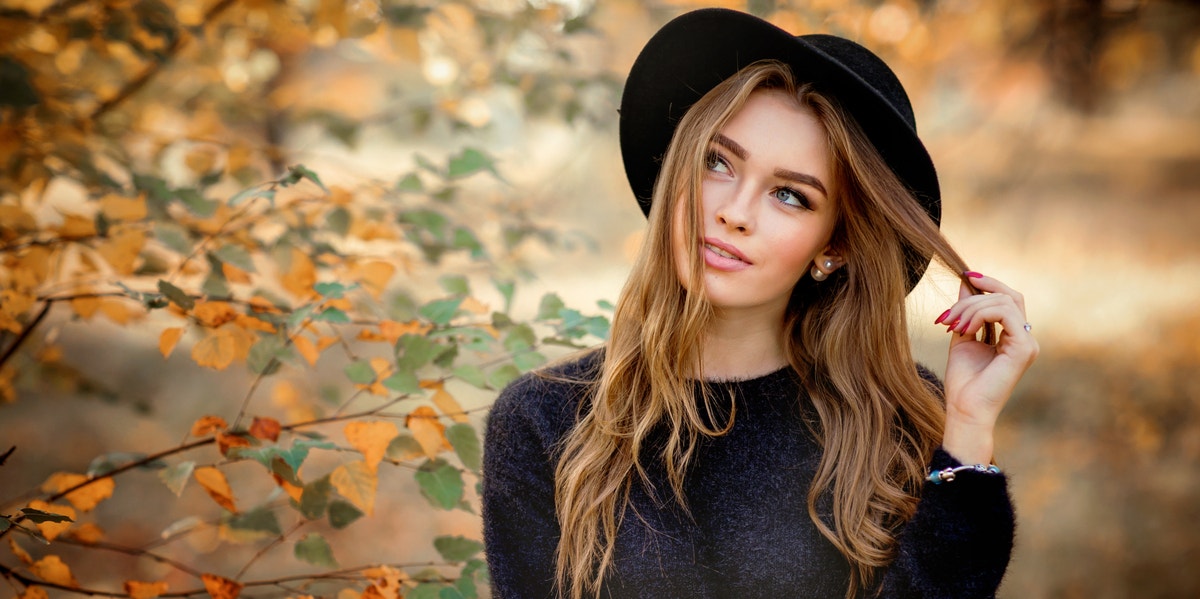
xmin=812 ymin=246 xmax=847 ymax=276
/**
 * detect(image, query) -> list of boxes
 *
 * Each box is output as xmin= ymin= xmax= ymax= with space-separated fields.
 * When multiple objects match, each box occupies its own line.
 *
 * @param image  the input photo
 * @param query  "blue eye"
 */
xmin=706 ymin=152 xmax=731 ymax=174
xmin=774 ymin=187 xmax=810 ymax=209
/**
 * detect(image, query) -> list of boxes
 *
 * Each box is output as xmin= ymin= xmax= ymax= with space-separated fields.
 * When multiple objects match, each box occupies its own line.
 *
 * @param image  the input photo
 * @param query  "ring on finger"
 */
xmin=1023 ymin=322 xmax=1032 ymax=333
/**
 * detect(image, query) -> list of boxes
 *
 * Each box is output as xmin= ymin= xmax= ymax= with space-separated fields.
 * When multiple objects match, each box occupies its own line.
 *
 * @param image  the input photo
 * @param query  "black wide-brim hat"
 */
xmin=619 ymin=8 xmax=941 ymax=290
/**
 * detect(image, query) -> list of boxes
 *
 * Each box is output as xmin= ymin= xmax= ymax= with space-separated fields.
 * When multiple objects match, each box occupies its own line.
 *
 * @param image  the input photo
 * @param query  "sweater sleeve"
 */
xmin=481 ymin=375 xmax=567 ymax=599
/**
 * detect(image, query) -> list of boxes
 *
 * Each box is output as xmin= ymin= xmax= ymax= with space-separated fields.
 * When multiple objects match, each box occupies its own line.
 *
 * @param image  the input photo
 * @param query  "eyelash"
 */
xmin=705 ymin=150 xmax=812 ymax=210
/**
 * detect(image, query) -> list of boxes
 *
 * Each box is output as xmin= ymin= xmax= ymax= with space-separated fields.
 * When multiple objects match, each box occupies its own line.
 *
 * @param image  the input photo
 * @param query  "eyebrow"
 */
xmin=711 ymin=133 xmax=829 ymax=197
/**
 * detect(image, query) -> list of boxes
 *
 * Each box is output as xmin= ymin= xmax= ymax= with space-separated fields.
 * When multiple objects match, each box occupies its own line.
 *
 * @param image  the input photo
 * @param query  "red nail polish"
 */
xmin=935 ymin=310 xmax=950 ymax=324
xmin=964 ymin=271 xmax=984 ymax=279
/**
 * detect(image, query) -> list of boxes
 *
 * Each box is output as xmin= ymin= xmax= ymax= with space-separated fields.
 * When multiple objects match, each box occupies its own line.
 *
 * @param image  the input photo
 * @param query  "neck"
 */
xmin=700 ymin=305 xmax=789 ymax=381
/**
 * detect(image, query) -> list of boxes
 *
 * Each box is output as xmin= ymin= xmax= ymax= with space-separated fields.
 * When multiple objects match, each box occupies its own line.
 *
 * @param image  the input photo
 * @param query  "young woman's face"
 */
xmin=673 ymin=88 xmax=838 ymax=316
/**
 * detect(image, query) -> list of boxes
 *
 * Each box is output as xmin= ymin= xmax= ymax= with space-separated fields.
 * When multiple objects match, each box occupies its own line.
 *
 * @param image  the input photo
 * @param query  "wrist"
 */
xmin=942 ymin=421 xmax=995 ymax=465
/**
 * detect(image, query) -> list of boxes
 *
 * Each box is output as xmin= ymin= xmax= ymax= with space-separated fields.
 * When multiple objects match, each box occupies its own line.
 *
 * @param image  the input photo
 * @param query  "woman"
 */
xmin=482 ymin=8 xmax=1038 ymax=599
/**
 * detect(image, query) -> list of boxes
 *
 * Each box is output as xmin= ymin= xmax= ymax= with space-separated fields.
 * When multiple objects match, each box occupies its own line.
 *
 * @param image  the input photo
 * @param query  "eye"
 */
xmin=774 ymin=187 xmax=811 ymax=209
xmin=705 ymin=151 xmax=731 ymax=175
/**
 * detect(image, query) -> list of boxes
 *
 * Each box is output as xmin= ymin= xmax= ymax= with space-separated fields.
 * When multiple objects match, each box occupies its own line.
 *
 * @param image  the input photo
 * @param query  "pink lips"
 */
xmin=702 ymin=237 xmax=751 ymax=271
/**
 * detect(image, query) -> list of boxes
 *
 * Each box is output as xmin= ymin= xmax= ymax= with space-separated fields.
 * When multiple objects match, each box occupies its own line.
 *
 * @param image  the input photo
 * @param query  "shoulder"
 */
xmin=488 ymin=347 xmax=603 ymax=449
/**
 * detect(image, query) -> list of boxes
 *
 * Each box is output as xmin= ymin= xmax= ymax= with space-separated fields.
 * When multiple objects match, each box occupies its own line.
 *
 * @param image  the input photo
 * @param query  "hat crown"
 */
xmin=797 ymin=33 xmax=916 ymax=130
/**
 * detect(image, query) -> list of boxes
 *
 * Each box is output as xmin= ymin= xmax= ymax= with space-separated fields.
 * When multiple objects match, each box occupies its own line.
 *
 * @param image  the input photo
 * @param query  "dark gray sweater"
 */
xmin=482 ymin=351 xmax=1014 ymax=598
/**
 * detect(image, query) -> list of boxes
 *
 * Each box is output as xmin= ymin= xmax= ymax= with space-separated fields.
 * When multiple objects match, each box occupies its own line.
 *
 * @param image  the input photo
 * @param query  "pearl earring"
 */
xmin=811 ymin=264 xmax=828 ymax=282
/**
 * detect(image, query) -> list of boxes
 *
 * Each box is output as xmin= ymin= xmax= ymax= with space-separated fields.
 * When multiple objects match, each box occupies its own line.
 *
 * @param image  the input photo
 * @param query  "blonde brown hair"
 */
xmin=553 ymin=60 xmax=989 ymax=599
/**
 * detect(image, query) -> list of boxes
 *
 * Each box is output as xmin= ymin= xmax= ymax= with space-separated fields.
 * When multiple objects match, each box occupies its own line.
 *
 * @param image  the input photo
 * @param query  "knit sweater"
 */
xmin=481 ymin=351 xmax=1015 ymax=598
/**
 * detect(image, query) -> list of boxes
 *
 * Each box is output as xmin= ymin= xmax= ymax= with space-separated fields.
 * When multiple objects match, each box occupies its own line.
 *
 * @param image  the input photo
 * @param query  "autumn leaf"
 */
xmin=249 ymin=416 xmax=281 ymax=442
xmin=0 ymin=289 xmax=36 ymax=333
xmin=98 ymin=299 xmax=135 ymax=325
xmin=353 ymin=260 xmax=395 ymax=299
xmin=31 ymin=555 xmax=78 ymax=587
xmin=9 ymin=537 xmax=33 ymax=565
xmin=344 ymin=421 xmax=398 ymax=474
xmin=379 ymin=319 xmax=432 ymax=344
xmin=17 ymin=586 xmax=48 ymax=599
xmin=215 ymin=431 xmax=252 ymax=456
xmin=95 ymin=228 xmax=146 ymax=275
xmin=191 ymin=326 xmax=253 ymax=370
xmin=40 ymin=472 xmax=114 ymax=512
xmin=460 ymin=296 xmax=489 ymax=314
xmin=70 ymin=293 xmax=102 ymax=320
xmin=222 ymin=262 xmax=252 ymax=284
xmin=192 ymin=301 xmax=239 ymax=328
xmin=330 ymin=460 xmax=377 ymax=516
xmin=125 ymin=580 xmax=170 ymax=599
xmin=58 ymin=214 xmax=96 ymax=238
xmin=67 ymin=522 xmax=104 ymax=544
xmin=293 ymin=335 xmax=320 ymax=366
xmin=27 ymin=500 xmax=75 ymax=541
xmin=429 ymin=382 xmax=469 ymax=423
xmin=194 ymin=466 xmax=237 ymax=512
xmin=406 ymin=406 xmax=449 ymax=459
xmin=99 ymin=193 xmax=147 ymax=221
xmin=190 ymin=415 xmax=228 ymax=437
xmin=281 ymin=247 xmax=316 ymax=298
xmin=201 ymin=573 xmax=243 ymax=599
xmin=159 ymin=327 xmax=184 ymax=358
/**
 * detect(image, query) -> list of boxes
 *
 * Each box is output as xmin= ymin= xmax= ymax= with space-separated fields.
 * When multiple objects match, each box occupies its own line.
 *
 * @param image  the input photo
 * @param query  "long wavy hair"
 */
xmin=553 ymin=60 xmax=989 ymax=599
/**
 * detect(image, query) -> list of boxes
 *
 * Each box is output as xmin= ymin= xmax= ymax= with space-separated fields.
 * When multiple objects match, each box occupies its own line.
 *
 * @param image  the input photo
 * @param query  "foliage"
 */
xmin=0 ymin=0 xmax=614 ymax=596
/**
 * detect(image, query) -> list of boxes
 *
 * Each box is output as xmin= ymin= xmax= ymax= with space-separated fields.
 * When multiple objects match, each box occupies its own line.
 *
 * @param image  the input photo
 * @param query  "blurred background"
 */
xmin=2 ymin=0 xmax=1199 ymax=597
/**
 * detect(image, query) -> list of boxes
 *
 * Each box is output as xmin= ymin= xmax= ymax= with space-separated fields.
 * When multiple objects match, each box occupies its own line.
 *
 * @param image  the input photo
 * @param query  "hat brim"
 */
xmin=619 ymin=8 xmax=940 ymax=228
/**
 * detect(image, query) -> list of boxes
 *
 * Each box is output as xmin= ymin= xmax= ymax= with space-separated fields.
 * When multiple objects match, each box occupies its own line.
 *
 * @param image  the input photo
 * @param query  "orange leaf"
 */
xmin=9 ymin=537 xmax=32 ymax=565
xmin=70 ymin=294 xmax=101 ymax=320
xmin=27 ymin=500 xmax=74 ymax=541
xmin=190 ymin=415 xmax=228 ymax=437
xmin=344 ymin=421 xmax=399 ymax=474
xmin=379 ymin=319 xmax=432 ymax=344
xmin=159 ymin=327 xmax=184 ymax=358
xmin=249 ymin=416 xmax=281 ymax=442
xmin=17 ymin=586 xmax=48 ymax=599
xmin=235 ymin=313 xmax=275 ymax=333
xmin=67 ymin=522 xmax=104 ymax=544
xmin=125 ymin=580 xmax=170 ymax=599
xmin=0 ymin=289 xmax=36 ymax=334
xmin=222 ymin=262 xmax=252 ymax=284
xmin=194 ymin=467 xmax=237 ymax=512
xmin=95 ymin=228 xmax=146 ymax=275
xmin=274 ymin=475 xmax=304 ymax=503
xmin=293 ymin=335 xmax=319 ymax=366
xmin=192 ymin=301 xmax=239 ymax=328
xmin=353 ymin=261 xmax=396 ymax=299
xmin=98 ymin=299 xmax=135 ymax=324
xmin=281 ymin=248 xmax=316 ymax=299
xmin=330 ymin=460 xmax=377 ymax=516
xmin=30 ymin=555 xmax=78 ymax=587
xmin=58 ymin=214 xmax=96 ymax=238
xmin=405 ymin=406 xmax=449 ymax=459
xmin=201 ymin=573 xmax=243 ymax=599
xmin=40 ymin=473 xmax=114 ymax=512
xmin=429 ymin=383 xmax=469 ymax=423
xmin=272 ymin=380 xmax=318 ymax=423
xmin=460 ymin=296 xmax=489 ymax=314
xmin=191 ymin=328 xmax=239 ymax=370
xmin=99 ymin=193 xmax=147 ymax=221
xmin=215 ymin=431 xmax=251 ymax=456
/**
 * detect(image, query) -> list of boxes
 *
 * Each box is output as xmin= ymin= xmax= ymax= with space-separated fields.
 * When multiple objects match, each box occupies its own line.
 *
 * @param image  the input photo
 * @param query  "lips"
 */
xmin=702 ymin=237 xmax=751 ymax=271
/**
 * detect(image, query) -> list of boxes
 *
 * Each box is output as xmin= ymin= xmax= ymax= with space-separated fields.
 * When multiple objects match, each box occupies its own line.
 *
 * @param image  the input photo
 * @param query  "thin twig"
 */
xmin=0 ymin=302 xmax=51 ymax=370
xmin=55 ymin=537 xmax=205 ymax=578
xmin=234 ymin=520 xmax=307 ymax=580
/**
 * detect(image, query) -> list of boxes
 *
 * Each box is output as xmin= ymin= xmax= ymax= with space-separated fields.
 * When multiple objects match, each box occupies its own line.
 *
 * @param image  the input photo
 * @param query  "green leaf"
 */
xmin=386 ymin=435 xmax=425 ymax=460
xmin=438 ymin=274 xmax=470 ymax=296
xmin=314 ymin=281 xmax=349 ymax=298
xmin=157 ymin=279 xmax=194 ymax=310
xmin=247 ymin=335 xmax=285 ymax=375
xmin=415 ymin=459 xmax=464 ymax=510
xmin=300 ymin=475 xmax=333 ymax=518
xmin=19 ymin=509 xmax=73 ymax=524
xmin=440 ymin=588 xmax=467 ymax=599
xmin=396 ymin=172 xmax=423 ymax=192
xmin=159 ymin=460 xmax=195 ymax=496
xmin=224 ymin=506 xmax=281 ymax=542
xmin=0 ymin=519 xmax=10 ymax=532
xmin=294 ymin=532 xmax=338 ymax=567
xmin=420 ymin=297 xmax=463 ymax=326
xmin=512 ymin=351 xmax=546 ymax=373
xmin=597 ymin=299 xmax=614 ymax=311
xmin=445 ymin=424 xmax=481 ymax=473
xmin=228 ymin=185 xmax=275 ymax=207
xmin=487 ymin=364 xmax=521 ymax=390
xmin=433 ymin=535 xmax=484 ymax=562
xmin=447 ymin=148 xmax=496 ymax=179
xmin=327 ymin=206 xmax=351 ymax=236
xmin=212 ymin=244 xmax=256 ymax=272
xmin=153 ymin=222 xmax=192 ymax=254
xmin=289 ymin=164 xmax=328 ymax=191
xmin=452 ymin=365 xmax=488 ymax=389
xmin=177 ymin=187 xmax=218 ymax=216
xmin=399 ymin=209 xmax=448 ymax=239
xmin=314 ymin=307 xmax=350 ymax=323
xmin=536 ymin=293 xmax=565 ymax=320
xmin=382 ymin=370 xmax=420 ymax=394
xmin=407 ymin=584 xmax=446 ymax=599
xmin=396 ymin=334 xmax=438 ymax=372
xmin=328 ymin=499 xmax=364 ymax=529
xmin=452 ymin=227 xmax=485 ymax=258
xmin=503 ymin=324 xmax=536 ymax=352
xmin=344 ymin=360 xmax=377 ymax=384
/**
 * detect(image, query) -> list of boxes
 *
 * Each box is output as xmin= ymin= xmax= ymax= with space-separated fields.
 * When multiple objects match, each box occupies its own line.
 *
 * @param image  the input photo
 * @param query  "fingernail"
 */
xmin=935 ymin=310 xmax=950 ymax=324
xmin=964 ymin=271 xmax=984 ymax=279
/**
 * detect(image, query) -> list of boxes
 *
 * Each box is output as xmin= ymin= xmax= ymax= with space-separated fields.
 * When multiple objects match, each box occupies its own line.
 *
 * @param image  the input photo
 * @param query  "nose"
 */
xmin=714 ymin=184 xmax=755 ymax=233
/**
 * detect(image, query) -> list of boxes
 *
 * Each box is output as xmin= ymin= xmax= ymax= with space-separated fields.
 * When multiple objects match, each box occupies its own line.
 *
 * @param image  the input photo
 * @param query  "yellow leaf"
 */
xmin=95 ymin=228 xmax=146 ymax=275
xmin=99 ymin=193 xmax=147 ymax=221
xmin=192 ymin=301 xmax=238 ymax=328
xmin=293 ymin=335 xmax=319 ymax=366
xmin=336 ymin=590 xmax=362 ymax=599
xmin=9 ymin=537 xmax=32 ymax=565
xmin=0 ymin=289 xmax=36 ymax=333
xmin=0 ymin=365 xmax=15 ymax=403
xmin=58 ymin=214 xmax=96 ymax=238
xmin=185 ymin=147 xmax=218 ymax=176
xmin=201 ymin=573 xmax=243 ymax=599
xmin=460 ymin=296 xmax=489 ymax=314
xmin=18 ymin=586 xmax=48 ymax=599
xmin=125 ymin=580 xmax=170 ymax=599
xmin=67 ymin=522 xmax=104 ymax=544
xmin=222 ymin=262 xmax=252 ymax=284
xmin=330 ymin=460 xmax=377 ymax=516
xmin=281 ymin=248 xmax=316 ymax=299
xmin=0 ymin=204 xmax=36 ymax=236
xmin=430 ymin=383 xmax=469 ymax=423
xmin=192 ymin=327 xmax=239 ymax=370
xmin=99 ymin=299 xmax=135 ymax=324
xmin=190 ymin=415 xmax=228 ymax=437
xmin=215 ymin=431 xmax=251 ymax=456
xmin=235 ymin=313 xmax=276 ymax=333
xmin=406 ymin=406 xmax=449 ymax=459
xmin=27 ymin=500 xmax=74 ymax=541
xmin=40 ymin=472 xmax=114 ymax=512
xmin=354 ymin=260 xmax=395 ymax=299
xmin=344 ymin=421 xmax=398 ymax=474
xmin=272 ymin=380 xmax=318 ymax=423
xmin=362 ymin=565 xmax=406 ymax=599
xmin=69 ymin=294 xmax=101 ymax=319
xmin=30 ymin=555 xmax=78 ymax=587
xmin=275 ymin=475 xmax=304 ymax=503
xmin=159 ymin=327 xmax=184 ymax=358
xmin=194 ymin=467 xmax=237 ymax=512
xmin=379 ymin=319 xmax=432 ymax=344
xmin=226 ymin=143 xmax=253 ymax=175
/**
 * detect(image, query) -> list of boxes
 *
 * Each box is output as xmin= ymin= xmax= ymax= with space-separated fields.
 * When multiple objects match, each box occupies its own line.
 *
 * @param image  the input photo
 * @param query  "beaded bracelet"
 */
xmin=927 ymin=463 xmax=1001 ymax=484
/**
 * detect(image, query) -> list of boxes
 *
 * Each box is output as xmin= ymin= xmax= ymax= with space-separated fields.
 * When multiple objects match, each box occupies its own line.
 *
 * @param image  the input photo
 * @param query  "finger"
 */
xmin=962 ymin=271 xmax=1026 ymax=315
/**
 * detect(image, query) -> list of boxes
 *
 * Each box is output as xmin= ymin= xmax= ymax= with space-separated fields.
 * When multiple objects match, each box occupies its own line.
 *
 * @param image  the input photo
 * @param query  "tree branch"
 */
xmin=0 ymin=302 xmax=51 ymax=371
